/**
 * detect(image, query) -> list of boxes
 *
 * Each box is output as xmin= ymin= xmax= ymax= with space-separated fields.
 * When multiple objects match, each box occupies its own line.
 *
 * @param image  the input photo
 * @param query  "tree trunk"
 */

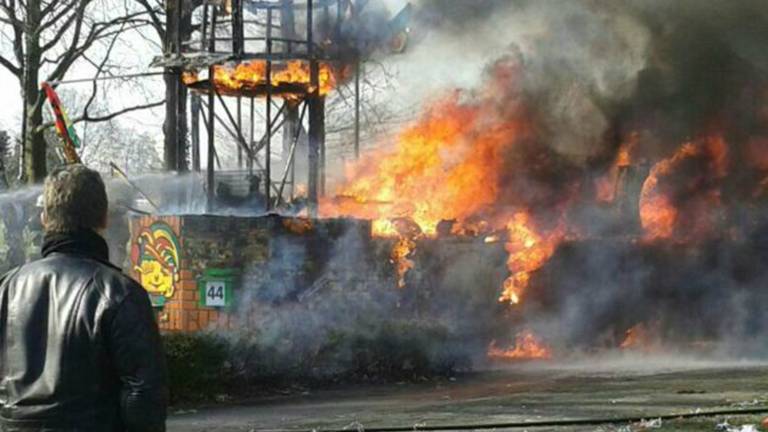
xmin=162 ymin=0 xmax=191 ymax=173
xmin=0 ymin=132 xmax=8 ymax=190
xmin=163 ymin=71 xmax=180 ymax=171
xmin=23 ymin=100 xmax=46 ymax=183
xmin=23 ymin=0 xmax=46 ymax=183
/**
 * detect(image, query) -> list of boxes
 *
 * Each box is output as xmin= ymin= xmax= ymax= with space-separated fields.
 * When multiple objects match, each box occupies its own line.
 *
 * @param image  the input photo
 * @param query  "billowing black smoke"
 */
xmin=382 ymin=0 xmax=768 ymax=355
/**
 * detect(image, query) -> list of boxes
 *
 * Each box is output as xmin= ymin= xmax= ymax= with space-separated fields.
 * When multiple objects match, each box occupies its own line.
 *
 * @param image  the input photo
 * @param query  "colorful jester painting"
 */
xmin=131 ymin=222 xmax=181 ymax=304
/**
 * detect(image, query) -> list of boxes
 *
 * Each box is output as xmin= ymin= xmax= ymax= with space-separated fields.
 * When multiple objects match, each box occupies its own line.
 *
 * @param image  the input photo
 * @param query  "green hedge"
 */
xmin=162 ymin=319 xmax=471 ymax=404
xmin=163 ymin=332 xmax=230 ymax=403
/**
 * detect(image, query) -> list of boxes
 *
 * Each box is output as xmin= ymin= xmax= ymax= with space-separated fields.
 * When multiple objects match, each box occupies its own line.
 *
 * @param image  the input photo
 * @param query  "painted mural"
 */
xmin=131 ymin=221 xmax=181 ymax=304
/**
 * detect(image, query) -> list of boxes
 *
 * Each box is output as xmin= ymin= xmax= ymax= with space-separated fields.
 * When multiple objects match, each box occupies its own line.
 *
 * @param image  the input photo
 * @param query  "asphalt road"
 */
xmin=168 ymin=355 xmax=768 ymax=432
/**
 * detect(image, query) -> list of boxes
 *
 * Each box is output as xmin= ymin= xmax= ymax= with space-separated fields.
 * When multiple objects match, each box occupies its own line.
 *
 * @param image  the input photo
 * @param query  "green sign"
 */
xmin=197 ymin=268 xmax=237 ymax=308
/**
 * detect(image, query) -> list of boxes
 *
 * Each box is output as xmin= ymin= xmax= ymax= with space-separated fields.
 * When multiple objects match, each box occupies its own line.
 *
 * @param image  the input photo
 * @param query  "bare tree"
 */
xmin=0 ymin=0 xmax=161 ymax=183
xmin=135 ymin=0 xmax=201 ymax=172
xmin=42 ymin=87 xmax=162 ymax=174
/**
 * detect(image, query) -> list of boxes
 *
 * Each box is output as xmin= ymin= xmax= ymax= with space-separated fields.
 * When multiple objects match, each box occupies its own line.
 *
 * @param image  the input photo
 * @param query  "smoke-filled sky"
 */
xmin=378 ymin=0 xmax=767 ymax=159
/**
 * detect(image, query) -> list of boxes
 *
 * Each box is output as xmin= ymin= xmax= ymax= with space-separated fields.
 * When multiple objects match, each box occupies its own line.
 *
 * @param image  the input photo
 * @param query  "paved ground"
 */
xmin=168 ymin=355 xmax=768 ymax=431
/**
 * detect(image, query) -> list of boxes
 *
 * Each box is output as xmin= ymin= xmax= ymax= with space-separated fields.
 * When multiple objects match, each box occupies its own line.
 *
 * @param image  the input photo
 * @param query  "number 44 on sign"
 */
xmin=205 ymin=281 xmax=227 ymax=307
xmin=197 ymin=269 xmax=236 ymax=308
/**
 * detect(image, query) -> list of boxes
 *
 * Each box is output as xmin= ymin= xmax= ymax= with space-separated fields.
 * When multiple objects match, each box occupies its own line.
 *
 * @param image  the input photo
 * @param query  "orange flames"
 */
xmin=283 ymin=217 xmax=314 ymax=235
xmin=320 ymin=56 xmax=571 ymax=306
xmin=595 ymin=134 xmax=638 ymax=203
xmin=183 ymin=60 xmax=345 ymax=97
xmin=321 ymin=93 xmax=519 ymax=236
xmin=488 ymin=330 xmax=552 ymax=360
xmin=306 ymin=45 xmax=762 ymax=358
xmin=639 ymin=134 xmax=728 ymax=241
xmin=391 ymin=237 xmax=416 ymax=289
xmin=500 ymin=212 xmax=564 ymax=304
xmin=620 ymin=322 xmax=661 ymax=352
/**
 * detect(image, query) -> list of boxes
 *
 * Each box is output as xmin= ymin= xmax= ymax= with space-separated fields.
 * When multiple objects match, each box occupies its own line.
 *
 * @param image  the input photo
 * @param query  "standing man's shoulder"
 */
xmin=90 ymin=261 xmax=150 ymax=306
xmin=0 ymin=266 xmax=21 ymax=289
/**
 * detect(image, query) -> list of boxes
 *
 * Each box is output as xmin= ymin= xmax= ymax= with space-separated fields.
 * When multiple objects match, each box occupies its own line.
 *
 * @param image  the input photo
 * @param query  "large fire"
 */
xmin=321 ymin=92 xmax=521 ymax=236
xmin=320 ymin=57 xmax=569 ymax=360
xmin=183 ymin=60 xmax=345 ymax=97
xmin=499 ymin=212 xmax=564 ymax=304
xmin=488 ymin=330 xmax=552 ymax=360
xmin=317 ymin=38 xmax=768 ymax=360
xmin=639 ymin=134 xmax=728 ymax=241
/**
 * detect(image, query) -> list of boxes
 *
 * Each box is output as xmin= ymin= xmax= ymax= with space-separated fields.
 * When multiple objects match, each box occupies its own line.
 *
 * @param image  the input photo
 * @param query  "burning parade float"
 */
xmin=3 ymin=0 xmax=768 ymax=429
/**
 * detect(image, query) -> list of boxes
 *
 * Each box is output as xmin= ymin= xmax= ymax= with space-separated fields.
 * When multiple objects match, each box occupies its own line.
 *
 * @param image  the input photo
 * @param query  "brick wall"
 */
xmin=128 ymin=214 xmax=373 ymax=333
xmin=128 ymin=215 xmax=238 ymax=332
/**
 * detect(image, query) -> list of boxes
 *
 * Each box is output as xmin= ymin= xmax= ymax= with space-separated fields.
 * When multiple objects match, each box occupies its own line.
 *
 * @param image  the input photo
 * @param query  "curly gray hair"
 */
xmin=43 ymin=164 xmax=108 ymax=234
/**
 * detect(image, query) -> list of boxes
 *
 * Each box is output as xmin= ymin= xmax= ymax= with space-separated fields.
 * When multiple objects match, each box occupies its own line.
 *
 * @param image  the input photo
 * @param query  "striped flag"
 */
xmin=41 ymin=82 xmax=81 ymax=164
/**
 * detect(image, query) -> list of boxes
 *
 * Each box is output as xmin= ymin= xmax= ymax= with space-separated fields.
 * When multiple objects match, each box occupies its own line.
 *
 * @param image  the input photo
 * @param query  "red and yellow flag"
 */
xmin=41 ymin=82 xmax=81 ymax=164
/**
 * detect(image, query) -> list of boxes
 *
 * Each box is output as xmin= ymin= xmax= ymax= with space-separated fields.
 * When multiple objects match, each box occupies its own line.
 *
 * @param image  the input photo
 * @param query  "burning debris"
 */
xmin=320 ymin=54 xmax=578 ymax=356
xmin=390 ymin=236 xmax=415 ymax=289
xmin=182 ymin=60 xmax=349 ymax=98
xmin=487 ymin=330 xmax=552 ymax=361
xmin=639 ymin=134 xmax=729 ymax=242
xmin=620 ymin=322 xmax=663 ymax=353
xmin=501 ymin=212 xmax=564 ymax=305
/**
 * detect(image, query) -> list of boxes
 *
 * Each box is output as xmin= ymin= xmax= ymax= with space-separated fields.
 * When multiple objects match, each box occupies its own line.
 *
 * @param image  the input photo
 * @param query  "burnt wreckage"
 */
xmin=135 ymin=1 xmax=496 ymax=336
xmin=153 ymin=0 xmax=410 ymax=214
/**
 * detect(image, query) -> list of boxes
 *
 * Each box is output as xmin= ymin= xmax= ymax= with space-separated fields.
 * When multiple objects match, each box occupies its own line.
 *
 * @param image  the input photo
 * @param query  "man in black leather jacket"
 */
xmin=0 ymin=164 xmax=168 ymax=431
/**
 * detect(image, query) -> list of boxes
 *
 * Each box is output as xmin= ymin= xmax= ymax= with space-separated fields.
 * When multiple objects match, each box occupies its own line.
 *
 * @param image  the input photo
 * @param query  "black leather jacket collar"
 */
xmin=41 ymin=229 xmax=116 ymax=269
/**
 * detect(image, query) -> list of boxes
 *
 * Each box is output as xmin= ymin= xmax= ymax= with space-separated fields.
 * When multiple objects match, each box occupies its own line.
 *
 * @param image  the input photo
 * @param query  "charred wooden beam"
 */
xmin=191 ymin=93 xmax=201 ymax=172
xmin=207 ymin=76 xmax=216 ymax=210
xmin=308 ymin=95 xmax=325 ymax=216
xmin=278 ymin=101 xmax=308 ymax=206
xmin=186 ymin=79 xmax=313 ymax=98
xmin=265 ymin=7 xmax=274 ymax=209
xmin=232 ymin=0 xmax=244 ymax=56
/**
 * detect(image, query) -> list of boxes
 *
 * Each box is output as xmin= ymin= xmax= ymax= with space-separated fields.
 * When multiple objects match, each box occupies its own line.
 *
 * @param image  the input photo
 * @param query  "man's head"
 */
xmin=42 ymin=164 xmax=108 ymax=234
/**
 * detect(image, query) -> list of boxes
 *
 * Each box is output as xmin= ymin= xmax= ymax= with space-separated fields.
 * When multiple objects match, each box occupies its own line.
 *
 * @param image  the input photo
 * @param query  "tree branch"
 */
xmin=134 ymin=0 xmax=164 ymax=41
xmin=44 ymin=0 xmax=91 ymax=82
xmin=1 ymin=0 xmax=25 ymax=69
xmin=75 ymin=100 xmax=164 ymax=123
xmin=82 ymin=22 xmax=123 ymax=119
xmin=40 ymin=0 xmax=75 ymax=19
xmin=38 ymin=0 xmax=78 ymax=35
xmin=0 ymin=53 xmax=20 ymax=76
xmin=39 ymin=8 xmax=82 ymax=52
xmin=43 ymin=3 xmax=154 ymax=82
xmin=37 ymin=100 xmax=164 ymax=132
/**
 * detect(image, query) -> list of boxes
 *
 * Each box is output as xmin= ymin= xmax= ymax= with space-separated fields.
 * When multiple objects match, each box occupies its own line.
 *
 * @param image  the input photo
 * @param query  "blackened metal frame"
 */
xmin=166 ymin=0 xmax=362 ymax=216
